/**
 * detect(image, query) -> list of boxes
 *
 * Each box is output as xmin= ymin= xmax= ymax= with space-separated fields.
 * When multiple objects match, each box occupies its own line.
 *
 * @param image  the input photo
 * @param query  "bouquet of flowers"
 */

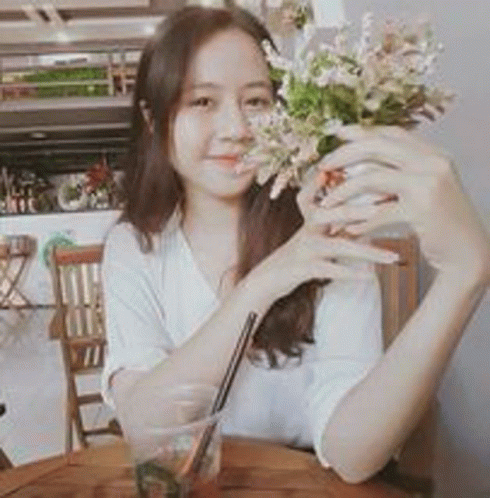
xmin=243 ymin=11 xmax=454 ymax=201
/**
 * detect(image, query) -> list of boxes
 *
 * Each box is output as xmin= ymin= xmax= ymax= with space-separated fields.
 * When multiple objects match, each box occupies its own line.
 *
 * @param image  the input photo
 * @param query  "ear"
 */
xmin=139 ymin=99 xmax=155 ymax=135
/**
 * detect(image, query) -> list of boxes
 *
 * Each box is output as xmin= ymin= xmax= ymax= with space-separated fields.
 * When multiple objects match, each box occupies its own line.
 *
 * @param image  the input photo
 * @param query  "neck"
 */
xmin=182 ymin=189 xmax=242 ymax=242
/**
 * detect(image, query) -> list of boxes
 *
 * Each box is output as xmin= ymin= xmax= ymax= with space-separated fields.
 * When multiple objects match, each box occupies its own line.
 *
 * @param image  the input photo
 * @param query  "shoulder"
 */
xmin=103 ymin=222 xmax=145 ymax=269
xmin=103 ymin=215 xmax=183 ymax=271
xmin=105 ymin=221 xmax=140 ymax=253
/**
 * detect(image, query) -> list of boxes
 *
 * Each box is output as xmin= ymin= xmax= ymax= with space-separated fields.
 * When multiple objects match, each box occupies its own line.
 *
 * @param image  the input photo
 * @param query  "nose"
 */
xmin=215 ymin=98 xmax=254 ymax=144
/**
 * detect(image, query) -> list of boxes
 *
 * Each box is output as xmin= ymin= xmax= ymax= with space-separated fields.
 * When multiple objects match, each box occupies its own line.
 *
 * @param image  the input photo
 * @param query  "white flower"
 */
xmin=357 ymin=12 xmax=374 ymax=63
xmin=421 ymin=52 xmax=438 ymax=75
xmin=313 ymin=67 xmax=337 ymax=86
xmin=270 ymin=169 xmax=295 ymax=199
xmin=256 ymin=163 xmax=278 ymax=185
xmin=364 ymin=92 xmax=384 ymax=111
xmin=323 ymin=119 xmax=344 ymax=135
xmin=295 ymin=135 xmax=320 ymax=164
xmin=261 ymin=40 xmax=294 ymax=72
xmin=319 ymin=42 xmax=340 ymax=56
xmin=333 ymin=67 xmax=359 ymax=87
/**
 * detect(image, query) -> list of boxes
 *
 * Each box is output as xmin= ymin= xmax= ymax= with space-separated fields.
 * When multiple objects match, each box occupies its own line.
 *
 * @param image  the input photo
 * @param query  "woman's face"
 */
xmin=170 ymin=28 xmax=273 ymax=203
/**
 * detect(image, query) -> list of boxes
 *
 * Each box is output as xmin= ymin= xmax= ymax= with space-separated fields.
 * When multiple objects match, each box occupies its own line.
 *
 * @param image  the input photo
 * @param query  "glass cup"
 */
xmin=123 ymin=384 xmax=222 ymax=498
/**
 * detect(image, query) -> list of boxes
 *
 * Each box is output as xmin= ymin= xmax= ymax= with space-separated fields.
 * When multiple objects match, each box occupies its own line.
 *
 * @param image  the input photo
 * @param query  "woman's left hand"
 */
xmin=316 ymin=125 xmax=490 ymax=285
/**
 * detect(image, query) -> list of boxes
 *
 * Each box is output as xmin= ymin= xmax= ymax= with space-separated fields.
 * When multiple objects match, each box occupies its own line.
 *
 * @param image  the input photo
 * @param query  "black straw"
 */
xmin=188 ymin=311 xmax=258 ymax=476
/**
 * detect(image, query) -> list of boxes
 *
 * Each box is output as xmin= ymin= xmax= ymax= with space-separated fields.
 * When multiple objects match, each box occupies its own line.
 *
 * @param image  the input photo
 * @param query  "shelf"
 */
xmin=0 ymin=95 xmax=132 ymax=131
xmin=0 ymin=95 xmax=132 ymax=171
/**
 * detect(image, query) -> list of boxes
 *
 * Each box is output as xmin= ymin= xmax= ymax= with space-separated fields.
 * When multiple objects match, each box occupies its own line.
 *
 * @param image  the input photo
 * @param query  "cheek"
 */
xmin=173 ymin=113 xmax=208 ymax=161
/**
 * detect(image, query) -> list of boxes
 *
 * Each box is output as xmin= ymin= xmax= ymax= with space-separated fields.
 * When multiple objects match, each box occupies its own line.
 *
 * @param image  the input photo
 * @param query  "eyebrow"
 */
xmin=188 ymin=81 xmax=273 ymax=91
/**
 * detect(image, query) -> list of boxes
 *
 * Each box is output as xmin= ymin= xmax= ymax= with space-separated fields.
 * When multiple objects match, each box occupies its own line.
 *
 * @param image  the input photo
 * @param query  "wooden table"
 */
xmin=0 ymin=437 xmax=411 ymax=497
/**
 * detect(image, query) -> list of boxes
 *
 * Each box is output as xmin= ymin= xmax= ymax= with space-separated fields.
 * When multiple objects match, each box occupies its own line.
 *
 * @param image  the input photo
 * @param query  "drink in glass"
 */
xmin=124 ymin=384 xmax=222 ymax=497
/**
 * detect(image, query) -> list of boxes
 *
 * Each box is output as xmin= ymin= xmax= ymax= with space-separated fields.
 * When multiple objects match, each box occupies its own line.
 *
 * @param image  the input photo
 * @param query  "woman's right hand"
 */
xmin=243 ymin=171 xmax=401 ymax=304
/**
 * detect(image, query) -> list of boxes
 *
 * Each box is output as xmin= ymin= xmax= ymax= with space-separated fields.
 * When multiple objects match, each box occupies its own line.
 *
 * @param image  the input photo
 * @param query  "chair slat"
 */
xmin=87 ymin=264 xmax=97 ymax=337
xmin=53 ymin=245 xmax=104 ymax=266
xmin=60 ymin=266 xmax=78 ymax=338
xmin=76 ymin=264 xmax=88 ymax=336
xmin=373 ymin=236 xmax=419 ymax=349
xmin=78 ymin=393 xmax=103 ymax=405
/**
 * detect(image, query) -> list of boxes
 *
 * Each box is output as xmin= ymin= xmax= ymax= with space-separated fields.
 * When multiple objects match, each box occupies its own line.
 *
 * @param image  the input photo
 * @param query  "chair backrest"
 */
xmin=50 ymin=244 xmax=105 ymax=373
xmin=372 ymin=235 xmax=419 ymax=350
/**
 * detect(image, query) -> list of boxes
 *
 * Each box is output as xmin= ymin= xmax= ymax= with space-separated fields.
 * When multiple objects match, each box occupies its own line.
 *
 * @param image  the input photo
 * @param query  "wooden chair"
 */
xmin=49 ymin=244 xmax=122 ymax=453
xmin=373 ymin=235 xmax=436 ymax=497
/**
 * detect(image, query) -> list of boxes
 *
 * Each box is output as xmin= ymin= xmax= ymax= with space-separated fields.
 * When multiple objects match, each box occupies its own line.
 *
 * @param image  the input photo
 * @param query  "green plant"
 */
xmin=22 ymin=67 xmax=110 ymax=98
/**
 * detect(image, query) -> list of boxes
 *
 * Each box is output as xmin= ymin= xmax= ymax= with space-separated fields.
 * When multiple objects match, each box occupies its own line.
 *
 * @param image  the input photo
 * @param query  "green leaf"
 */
xmin=317 ymin=135 xmax=344 ymax=157
xmin=136 ymin=459 xmax=181 ymax=498
xmin=324 ymin=85 xmax=358 ymax=123
xmin=268 ymin=66 xmax=286 ymax=83
xmin=287 ymin=79 xmax=327 ymax=119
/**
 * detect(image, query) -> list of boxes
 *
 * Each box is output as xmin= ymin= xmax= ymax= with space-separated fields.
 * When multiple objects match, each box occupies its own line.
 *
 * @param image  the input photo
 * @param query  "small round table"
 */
xmin=0 ymin=437 xmax=411 ymax=497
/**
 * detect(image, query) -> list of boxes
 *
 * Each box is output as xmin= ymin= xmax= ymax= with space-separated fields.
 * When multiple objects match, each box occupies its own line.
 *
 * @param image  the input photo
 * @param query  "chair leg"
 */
xmin=0 ymin=448 xmax=13 ymax=469
xmin=66 ymin=374 xmax=88 ymax=450
xmin=73 ymin=406 xmax=88 ymax=449
xmin=65 ymin=402 xmax=73 ymax=454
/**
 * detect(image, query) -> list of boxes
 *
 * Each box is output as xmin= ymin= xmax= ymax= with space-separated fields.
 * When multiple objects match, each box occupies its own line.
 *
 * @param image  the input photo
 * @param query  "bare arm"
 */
xmin=321 ymin=269 xmax=489 ymax=483
xmin=113 ymin=277 xmax=270 ymax=413
xmin=313 ymin=124 xmax=490 ymax=482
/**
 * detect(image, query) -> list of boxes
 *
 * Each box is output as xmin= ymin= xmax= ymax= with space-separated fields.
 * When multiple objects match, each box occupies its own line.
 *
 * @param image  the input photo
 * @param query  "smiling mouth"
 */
xmin=207 ymin=155 xmax=243 ymax=168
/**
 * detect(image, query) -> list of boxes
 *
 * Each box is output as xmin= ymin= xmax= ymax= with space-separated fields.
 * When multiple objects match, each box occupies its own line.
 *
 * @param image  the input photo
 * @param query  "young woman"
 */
xmin=102 ymin=6 xmax=490 ymax=483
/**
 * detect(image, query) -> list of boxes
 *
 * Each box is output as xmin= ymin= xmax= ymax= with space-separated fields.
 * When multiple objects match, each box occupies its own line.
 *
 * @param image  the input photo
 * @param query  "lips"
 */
xmin=207 ymin=154 xmax=243 ymax=168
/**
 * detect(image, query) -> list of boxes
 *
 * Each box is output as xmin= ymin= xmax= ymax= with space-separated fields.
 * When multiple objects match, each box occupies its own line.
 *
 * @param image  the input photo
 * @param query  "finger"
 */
xmin=335 ymin=124 xmax=416 ymax=144
xmin=336 ymin=124 xmax=450 ymax=160
xmin=296 ymin=168 xmax=329 ymax=212
xmin=325 ymin=201 xmax=398 ymax=237
xmin=319 ymin=170 xmax=408 ymax=209
xmin=319 ymin=138 xmax=421 ymax=173
xmin=344 ymin=203 xmax=405 ymax=236
xmin=306 ymin=260 xmax=376 ymax=281
xmin=309 ymin=235 xmax=400 ymax=264
xmin=309 ymin=202 xmax=383 ymax=227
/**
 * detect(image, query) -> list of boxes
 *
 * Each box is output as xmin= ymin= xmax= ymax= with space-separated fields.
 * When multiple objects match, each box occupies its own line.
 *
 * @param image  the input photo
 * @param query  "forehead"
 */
xmin=184 ymin=28 xmax=270 ymax=89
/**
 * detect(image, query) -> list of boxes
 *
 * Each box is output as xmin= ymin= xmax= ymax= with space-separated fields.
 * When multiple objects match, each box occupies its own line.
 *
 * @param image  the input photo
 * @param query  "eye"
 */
xmin=190 ymin=96 xmax=215 ymax=109
xmin=244 ymin=97 xmax=272 ymax=111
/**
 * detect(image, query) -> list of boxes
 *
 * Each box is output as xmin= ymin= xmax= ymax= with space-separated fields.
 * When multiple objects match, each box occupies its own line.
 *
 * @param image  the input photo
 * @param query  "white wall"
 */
xmin=341 ymin=1 xmax=490 ymax=496
xmin=1 ymin=210 xmax=120 ymax=305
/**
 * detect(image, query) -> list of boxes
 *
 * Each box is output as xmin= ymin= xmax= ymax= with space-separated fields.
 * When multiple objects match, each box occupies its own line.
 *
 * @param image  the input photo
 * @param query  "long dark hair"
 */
xmin=119 ymin=5 xmax=327 ymax=367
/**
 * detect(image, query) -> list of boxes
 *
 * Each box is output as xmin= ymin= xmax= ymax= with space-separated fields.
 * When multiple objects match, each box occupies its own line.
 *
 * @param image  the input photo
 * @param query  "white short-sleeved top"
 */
xmin=101 ymin=216 xmax=383 ymax=467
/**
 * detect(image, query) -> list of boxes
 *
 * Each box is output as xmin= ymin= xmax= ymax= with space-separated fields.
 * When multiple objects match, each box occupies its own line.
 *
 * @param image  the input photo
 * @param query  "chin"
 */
xmin=205 ymin=171 xmax=255 ymax=198
xmin=211 ymin=184 xmax=252 ymax=201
